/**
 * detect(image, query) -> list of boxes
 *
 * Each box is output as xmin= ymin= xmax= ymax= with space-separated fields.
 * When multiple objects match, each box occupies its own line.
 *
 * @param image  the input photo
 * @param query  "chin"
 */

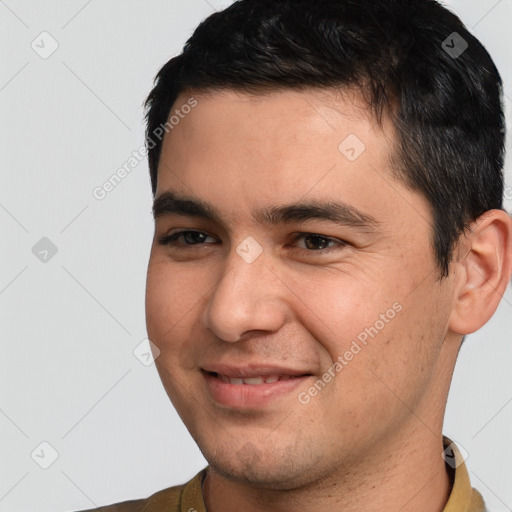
xmin=201 ymin=437 xmax=328 ymax=491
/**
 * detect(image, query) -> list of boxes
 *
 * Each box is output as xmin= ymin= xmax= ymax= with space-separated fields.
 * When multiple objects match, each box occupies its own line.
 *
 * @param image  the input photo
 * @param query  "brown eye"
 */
xmin=291 ymin=233 xmax=347 ymax=253
xmin=157 ymin=230 xmax=217 ymax=248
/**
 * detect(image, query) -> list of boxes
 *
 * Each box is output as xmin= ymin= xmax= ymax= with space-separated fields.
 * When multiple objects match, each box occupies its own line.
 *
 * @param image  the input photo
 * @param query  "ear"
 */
xmin=449 ymin=209 xmax=512 ymax=335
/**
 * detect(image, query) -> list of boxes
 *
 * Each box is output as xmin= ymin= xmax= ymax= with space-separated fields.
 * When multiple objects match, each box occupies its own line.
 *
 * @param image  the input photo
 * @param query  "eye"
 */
xmin=157 ymin=230 xmax=217 ymax=248
xmin=290 ymin=233 xmax=347 ymax=253
xmin=156 ymin=230 xmax=347 ymax=255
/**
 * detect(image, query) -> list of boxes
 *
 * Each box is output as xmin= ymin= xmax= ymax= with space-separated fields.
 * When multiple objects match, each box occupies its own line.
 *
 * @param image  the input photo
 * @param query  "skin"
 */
xmin=145 ymin=88 xmax=512 ymax=512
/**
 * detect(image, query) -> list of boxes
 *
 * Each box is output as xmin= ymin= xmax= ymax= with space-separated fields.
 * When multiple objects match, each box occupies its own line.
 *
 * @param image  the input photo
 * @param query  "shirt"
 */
xmin=75 ymin=437 xmax=486 ymax=512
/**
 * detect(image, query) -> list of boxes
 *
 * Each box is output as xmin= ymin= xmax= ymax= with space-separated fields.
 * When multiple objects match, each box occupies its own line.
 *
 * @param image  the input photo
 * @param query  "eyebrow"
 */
xmin=152 ymin=191 xmax=380 ymax=231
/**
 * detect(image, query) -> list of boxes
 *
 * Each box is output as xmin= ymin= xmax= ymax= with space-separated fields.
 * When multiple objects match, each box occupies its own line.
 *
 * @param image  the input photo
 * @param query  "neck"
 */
xmin=202 ymin=427 xmax=451 ymax=512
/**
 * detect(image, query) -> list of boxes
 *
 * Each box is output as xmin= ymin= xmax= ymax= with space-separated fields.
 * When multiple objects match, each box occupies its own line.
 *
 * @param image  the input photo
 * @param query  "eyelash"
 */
xmin=156 ymin=230 xmax=347 ymax=254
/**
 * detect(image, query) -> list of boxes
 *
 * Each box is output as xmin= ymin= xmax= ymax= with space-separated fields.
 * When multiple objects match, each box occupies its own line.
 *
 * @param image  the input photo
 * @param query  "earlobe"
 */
xmin=449 ymin=209 xmax=512 ymax=335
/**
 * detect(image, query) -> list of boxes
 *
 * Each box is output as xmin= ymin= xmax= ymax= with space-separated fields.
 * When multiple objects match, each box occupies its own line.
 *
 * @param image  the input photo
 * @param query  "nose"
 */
xmin=201 ymin=244 xmax=288 ymax=342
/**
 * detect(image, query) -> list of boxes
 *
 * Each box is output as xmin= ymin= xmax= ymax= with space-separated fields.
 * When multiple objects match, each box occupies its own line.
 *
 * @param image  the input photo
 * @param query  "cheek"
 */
xmin=289 ymin=268 xmax=396 ymax=361
xmin=146 ymin=255 xmax=206 ymax=317
xmin=145 ymin=258 xmax=208 ymax=406
xmin=145 ymin=258 xmax=205 ymax=355
xmin=353 ymin=285 xmax=450 ymax=418
xmin=293 ymin=269 xmax=440 ymax=412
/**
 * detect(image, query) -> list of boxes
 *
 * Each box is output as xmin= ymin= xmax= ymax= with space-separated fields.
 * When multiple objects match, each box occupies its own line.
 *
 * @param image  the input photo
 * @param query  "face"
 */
xmin=145 ymin=88 xmax=458 ymax=489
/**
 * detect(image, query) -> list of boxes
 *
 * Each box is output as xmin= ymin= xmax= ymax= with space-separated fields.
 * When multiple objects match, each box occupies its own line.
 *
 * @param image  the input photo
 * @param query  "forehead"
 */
xmin=154 ymin=87 xmax=430 ymax=236
xmin=158 ymin=87 xmax=392 ymax=186
xmin=170 ymin=87 xmax=381 ymax=138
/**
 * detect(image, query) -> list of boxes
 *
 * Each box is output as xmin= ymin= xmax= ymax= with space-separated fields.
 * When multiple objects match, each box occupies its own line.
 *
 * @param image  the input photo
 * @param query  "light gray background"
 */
xmin=0 ymin=1 xmax=510 ymax=511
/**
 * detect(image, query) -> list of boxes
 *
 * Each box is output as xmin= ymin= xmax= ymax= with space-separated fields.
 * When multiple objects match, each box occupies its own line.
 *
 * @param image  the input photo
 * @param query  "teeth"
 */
xmin=216 ymin=373 xmax=295 ymax=385
xmin=243 ymin=377 xmax=265 ymax=385
xmin=219 ymin=374 xmax=230 ymax=384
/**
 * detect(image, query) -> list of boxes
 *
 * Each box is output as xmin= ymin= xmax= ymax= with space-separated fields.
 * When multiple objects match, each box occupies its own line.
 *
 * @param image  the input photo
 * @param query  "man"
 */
xmin=79 ymin=0 xmax=512 ymax=510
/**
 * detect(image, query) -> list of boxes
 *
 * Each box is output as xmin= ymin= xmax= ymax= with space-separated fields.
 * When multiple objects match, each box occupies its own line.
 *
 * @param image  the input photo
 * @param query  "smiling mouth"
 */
xmin=202 ymin=370 xmax=313 ymax=408
xmin=210 ymin=372 xmax=308 ymax=385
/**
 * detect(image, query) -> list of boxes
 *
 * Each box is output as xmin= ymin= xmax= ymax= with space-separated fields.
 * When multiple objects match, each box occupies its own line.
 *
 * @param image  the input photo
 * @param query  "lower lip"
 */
xmin=202 ymin=371 xmax=311 ymax=409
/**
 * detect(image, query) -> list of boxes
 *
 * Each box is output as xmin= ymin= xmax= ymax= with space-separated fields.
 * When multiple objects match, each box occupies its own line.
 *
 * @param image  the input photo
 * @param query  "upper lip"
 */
xmin=202 ymin=363 xmax=312 ymax=378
